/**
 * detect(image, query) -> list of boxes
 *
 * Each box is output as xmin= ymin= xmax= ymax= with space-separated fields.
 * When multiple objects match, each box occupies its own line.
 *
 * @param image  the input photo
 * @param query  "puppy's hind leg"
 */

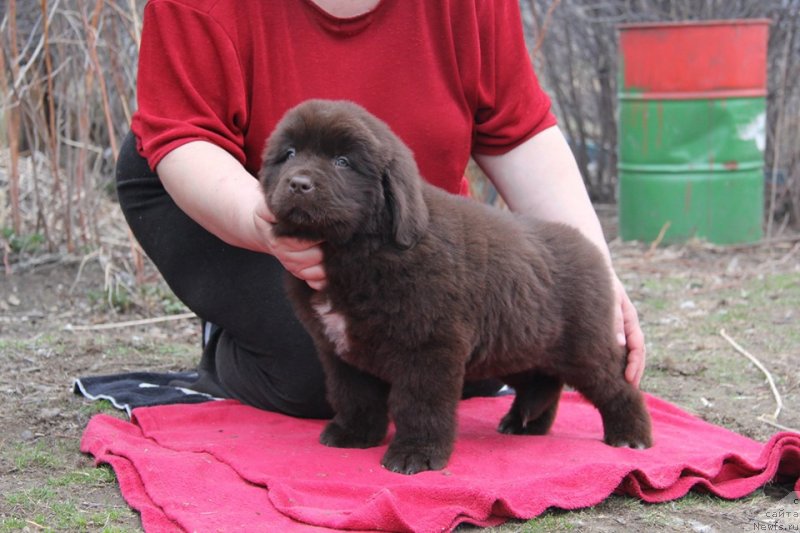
xmin=569 ymin=351 xmax=653 ymax=449
xmin=498 ymin=373 xmax=563 ymax=436
xmin=595 ymin=382 xmax=652 ymax=449
xmin=319 ymin=349 xmax=390 ymax=449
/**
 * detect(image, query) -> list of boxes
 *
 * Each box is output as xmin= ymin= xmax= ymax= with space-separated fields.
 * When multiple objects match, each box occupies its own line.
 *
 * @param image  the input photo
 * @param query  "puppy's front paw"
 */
xmin=381 ymin=445 xmax=450 ymax=475
xmin=319 ymin=420 xmax=384 ymax=449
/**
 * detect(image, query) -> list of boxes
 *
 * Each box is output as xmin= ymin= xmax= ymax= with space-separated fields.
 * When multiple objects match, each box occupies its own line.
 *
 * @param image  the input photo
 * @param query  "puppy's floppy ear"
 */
xmin=383 ymin=145 xmax=429 ymax=249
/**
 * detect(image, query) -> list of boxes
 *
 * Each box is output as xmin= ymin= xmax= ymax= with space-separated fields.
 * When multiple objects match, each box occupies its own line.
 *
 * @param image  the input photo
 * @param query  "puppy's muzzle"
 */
xmin=288 ymin=175 xmax=315 ymax=195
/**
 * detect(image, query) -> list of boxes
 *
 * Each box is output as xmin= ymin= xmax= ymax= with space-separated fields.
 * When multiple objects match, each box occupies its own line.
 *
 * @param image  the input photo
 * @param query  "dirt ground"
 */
xmin=0 ymin=209 xmax=798 ymax=532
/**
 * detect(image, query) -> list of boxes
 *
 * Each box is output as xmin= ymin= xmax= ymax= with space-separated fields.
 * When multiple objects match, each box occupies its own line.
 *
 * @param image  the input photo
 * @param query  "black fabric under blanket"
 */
xmin=73 ymin=371 xmax=220 ymax=417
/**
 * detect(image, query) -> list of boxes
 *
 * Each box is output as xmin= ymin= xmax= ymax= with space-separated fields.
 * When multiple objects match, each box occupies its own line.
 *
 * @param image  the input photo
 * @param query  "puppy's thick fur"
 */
xmin=260 ymin=100 xmax=652 ymax=475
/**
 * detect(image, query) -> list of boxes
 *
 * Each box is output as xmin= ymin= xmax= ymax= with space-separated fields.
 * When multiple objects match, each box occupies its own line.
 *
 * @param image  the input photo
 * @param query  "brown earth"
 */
xmin=1 ymin=211 xmax=798 ymax=532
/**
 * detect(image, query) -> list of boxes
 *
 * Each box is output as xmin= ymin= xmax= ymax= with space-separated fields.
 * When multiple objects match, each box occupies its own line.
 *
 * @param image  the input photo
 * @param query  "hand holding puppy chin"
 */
xmin=252 ymin=196 xmax=328 ymax=290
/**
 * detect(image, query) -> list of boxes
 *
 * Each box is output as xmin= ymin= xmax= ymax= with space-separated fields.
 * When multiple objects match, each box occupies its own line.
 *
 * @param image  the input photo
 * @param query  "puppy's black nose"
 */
xmin=288 ymin=175 xmax=315 ymax=194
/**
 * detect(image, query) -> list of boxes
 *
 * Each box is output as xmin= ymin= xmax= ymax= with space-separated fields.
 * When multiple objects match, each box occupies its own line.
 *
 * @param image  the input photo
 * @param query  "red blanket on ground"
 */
xmin=81 ymin=393 xmax=800 ymax=532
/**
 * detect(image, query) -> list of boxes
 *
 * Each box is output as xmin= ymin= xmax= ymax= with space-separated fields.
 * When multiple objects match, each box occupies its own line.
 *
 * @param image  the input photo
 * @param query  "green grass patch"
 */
xmin=0 ymin=517 xmax=28 ymax=532
xmin=1 ymin=497 xmax=130 ymax=532
xmin=521 ymin=512 xmax=577 ymax=531
xmin=137 ymin=283 xmax=190 ymax=315
xmin=666 ymin=491 xmax=739 ymax=510
xmin=79 ymin=399 xmax=123 ymax=417
xmin=48 ymin=466 xmax=117 ymax=488
xmin=2 ymin=468 xmax=133 ymax=532
xmin=4 ymin=486 xmax=58 ymax=508
xmin=1 ymin=227 xmax=45 ymax=254
xmin=0 ymin=338 xmax=34 ymax=353
xmin=12 ymin=442 xmax=62 ymax=470
xmin=87 ymin=287 xmax=135 ymax=314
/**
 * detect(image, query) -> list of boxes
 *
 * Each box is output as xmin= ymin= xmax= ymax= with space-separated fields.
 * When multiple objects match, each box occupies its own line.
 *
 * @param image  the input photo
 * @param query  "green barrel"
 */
xmin=617 ymin=20 xmax=769 ymax=244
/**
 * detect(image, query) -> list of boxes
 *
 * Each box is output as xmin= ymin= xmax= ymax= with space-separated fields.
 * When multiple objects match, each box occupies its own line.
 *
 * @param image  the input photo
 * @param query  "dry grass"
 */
xmin=1 ymin=1 xmax=142 ymax=271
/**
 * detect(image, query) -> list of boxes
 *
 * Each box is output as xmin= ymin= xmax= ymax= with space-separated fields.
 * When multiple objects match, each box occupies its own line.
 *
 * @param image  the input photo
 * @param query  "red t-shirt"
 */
xmin=132 ymin=0 xmax=556 ymax=195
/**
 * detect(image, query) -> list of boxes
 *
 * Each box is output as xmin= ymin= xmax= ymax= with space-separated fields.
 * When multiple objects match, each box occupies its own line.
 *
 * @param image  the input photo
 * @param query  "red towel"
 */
xmin=81 ymin=393 xmax=800 ymax=532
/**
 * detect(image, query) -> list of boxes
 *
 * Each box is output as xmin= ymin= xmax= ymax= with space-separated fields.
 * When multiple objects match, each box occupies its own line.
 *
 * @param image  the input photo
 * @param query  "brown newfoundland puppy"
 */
xmin=260 ymin=99 xmax=652 ymax=475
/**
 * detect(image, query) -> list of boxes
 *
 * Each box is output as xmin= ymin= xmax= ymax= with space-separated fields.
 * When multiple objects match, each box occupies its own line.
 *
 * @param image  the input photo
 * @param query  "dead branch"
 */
xmin=64 ymin=311 xmax=197 ymax=331
xmin=528 ymin=0 xmax=562 ymax=60
xmin=766 ymin=12 xmax=797 ymax=238
xmin=719 ymin=328 xmax=783 ymax=423
xmin=646 ymin=221 xmax=671 ymax=255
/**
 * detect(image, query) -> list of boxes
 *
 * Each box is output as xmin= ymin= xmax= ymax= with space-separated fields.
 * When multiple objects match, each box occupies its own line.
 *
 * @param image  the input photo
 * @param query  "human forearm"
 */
xmin=156 ymin=140 xmax=269 ymax=252
xmin=474 ymin=125 xmax=646 ymax=386
xmin=473 ymin=126 xmax=611 ymax=263
xmin=155 ymin=140 xmax=327 ymax=288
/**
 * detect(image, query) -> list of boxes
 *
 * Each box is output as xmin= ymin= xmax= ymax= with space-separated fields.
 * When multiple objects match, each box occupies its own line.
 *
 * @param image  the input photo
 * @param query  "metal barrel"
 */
xmin=617 ymin=20 xmax=769 ymax=244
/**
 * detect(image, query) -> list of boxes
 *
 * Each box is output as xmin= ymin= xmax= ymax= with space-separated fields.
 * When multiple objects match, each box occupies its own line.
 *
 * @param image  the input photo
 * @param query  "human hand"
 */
xmin=252 ymin=197 xmax=327 ymax=290
xmin=612 ymin=275 xmax=646 ymax=387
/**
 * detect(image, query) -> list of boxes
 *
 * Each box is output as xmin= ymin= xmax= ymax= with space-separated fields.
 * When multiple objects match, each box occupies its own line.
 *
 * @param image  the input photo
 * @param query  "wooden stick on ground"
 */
xmin=64 ymin=312 xmax=197 ymax=331
xmin=646 ymin=221 xmax=672 ymax=256
xmin=719 ymin=328 xmax=783 ymax=422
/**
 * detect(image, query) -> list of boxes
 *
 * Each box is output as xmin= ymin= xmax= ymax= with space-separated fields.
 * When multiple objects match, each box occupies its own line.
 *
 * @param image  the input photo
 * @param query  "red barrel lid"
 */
xmin=619 ymin=19 xmax=770 ymax=99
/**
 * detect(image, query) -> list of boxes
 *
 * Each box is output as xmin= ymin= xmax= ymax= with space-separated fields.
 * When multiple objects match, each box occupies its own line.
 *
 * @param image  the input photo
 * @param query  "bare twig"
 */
xmin=718 ymin=233 xmax=800 ymax=251
xmin=82 ymin=0 xmax=119 ymax=161
xmin=40 ymin=0 xmax=71 ymax=252
xmin=69 ymin=249 xmax=101 ymax=294
xmin=775 ymin=241 xmax=800 ymax=265
xmin=64 ymin=312 xmax=197 ymax=331
xmin=2 ymin=0 xmax=139 ymax=263
xmin=126 ymin=226 xmax=145 ymax=284
xmin=1 ymin=237 xmax=11 ymax=276
xmin=529 ymin=0 xmax=563 ymax=60
xmin=6 ymin=252 xmax=81 ymax=272
xmin=719 ymin=328 xmax=783 ymax=422
xmin=646 ymin=221 xmax=671 ymax=254
xmin=767 ymin=13 xmax=796 ymax=239
xmin=757 ymin=415 xmax=800 ymax=434
xmin=4 ymin=0 xmax=23 ymax=234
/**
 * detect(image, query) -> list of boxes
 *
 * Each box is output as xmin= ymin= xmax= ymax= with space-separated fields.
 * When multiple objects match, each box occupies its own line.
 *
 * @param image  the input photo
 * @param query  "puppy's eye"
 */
xmin=286 ymin=147 xmax=296 ymax=159
xmin=334 ymin=156 xmax=350 ymax=168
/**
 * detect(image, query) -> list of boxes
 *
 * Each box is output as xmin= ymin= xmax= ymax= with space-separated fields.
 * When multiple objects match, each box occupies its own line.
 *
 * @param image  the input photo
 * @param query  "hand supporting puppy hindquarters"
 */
xmin=253 ymin=197 xmax=328 ymax=290
xmin=612 ymin=275 xmax=646 ymax=388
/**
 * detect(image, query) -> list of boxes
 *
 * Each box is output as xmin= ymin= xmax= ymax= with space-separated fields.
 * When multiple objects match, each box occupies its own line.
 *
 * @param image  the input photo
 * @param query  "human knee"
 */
xmin=214 ymin=330 xmax=332 ymax=419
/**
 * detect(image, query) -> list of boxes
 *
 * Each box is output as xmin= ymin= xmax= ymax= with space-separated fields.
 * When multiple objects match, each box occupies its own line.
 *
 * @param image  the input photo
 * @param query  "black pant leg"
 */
xmin=115 ymin=131 xmax=332 ymax=418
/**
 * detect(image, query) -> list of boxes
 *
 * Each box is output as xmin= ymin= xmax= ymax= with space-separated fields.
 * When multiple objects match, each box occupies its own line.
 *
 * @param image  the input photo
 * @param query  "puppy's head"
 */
xmin=260 ymin=99 xmax=429 ymax=248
